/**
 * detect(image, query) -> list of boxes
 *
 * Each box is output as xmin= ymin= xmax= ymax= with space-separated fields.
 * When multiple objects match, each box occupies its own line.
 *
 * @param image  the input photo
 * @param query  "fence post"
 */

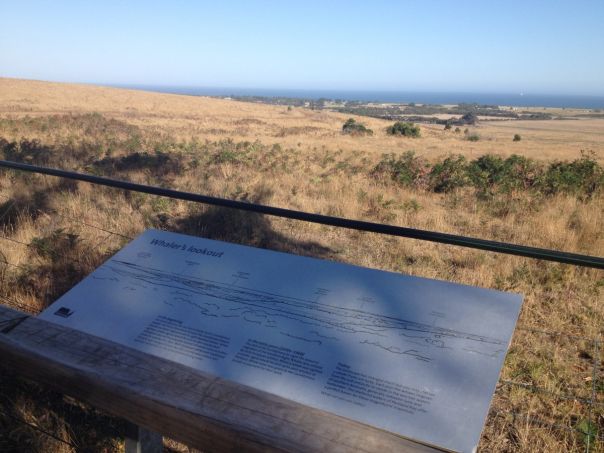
xmin=124 ymin=422 xmax=163 ymax=453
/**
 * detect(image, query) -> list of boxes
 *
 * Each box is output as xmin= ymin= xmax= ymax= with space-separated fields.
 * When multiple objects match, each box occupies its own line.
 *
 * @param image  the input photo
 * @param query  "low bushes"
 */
xmin=429 ymin=155 xmax=469 ymax=193
xmin=540 ymin=154 xmax=604 ymax=196
xmin=386 ymin=122 xmax=421 ymax=137
xmin=372 ymin=151 xmax=429 ymax=188
xmin=342 ymin=118 xmax=373 ymax=136
xmin=374 ymin=151 xmax=603 ymax=197
xmin=1 ymin=125 xmax=601 ymax=201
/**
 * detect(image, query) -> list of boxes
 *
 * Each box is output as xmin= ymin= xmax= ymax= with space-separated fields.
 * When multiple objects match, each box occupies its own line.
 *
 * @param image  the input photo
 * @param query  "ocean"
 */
xmin=113 ymin=85 xmax=604 ymax=109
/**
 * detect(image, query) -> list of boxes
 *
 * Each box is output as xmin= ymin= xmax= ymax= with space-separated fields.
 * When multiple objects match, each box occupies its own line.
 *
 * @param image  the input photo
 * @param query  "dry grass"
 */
xmin=0 ymin=78 xmax=602 ymax=452
xmin=1 ymin=77 xmax=603 ymax=163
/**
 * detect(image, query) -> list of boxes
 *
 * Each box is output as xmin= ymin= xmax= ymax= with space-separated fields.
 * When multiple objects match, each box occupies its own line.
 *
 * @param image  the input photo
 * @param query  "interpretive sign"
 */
xmin=40 ymin=229 xmax=523 ymax=452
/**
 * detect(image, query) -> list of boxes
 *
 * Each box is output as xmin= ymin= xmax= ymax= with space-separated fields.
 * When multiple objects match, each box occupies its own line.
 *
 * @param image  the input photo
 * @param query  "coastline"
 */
xmin=111 ymin=83 xmax=604 ymax=110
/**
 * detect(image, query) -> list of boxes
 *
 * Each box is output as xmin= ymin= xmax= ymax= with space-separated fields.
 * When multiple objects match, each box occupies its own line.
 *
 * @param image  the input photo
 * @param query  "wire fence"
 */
xmin=0 ymin=167 xmax=602 ymax=452
xmin=0 ymin=407 xmax=78 ymax=451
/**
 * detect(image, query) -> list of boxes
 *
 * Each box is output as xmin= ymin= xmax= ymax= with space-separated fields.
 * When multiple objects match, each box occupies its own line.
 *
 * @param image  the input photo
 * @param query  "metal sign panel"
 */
xmin=40 ymin=229 xmax=523 ymax=452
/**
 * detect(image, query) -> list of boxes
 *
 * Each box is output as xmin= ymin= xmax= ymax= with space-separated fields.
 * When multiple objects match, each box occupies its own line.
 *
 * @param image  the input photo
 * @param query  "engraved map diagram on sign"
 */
xmin=40 ymin=229 xmax=523 ymax=453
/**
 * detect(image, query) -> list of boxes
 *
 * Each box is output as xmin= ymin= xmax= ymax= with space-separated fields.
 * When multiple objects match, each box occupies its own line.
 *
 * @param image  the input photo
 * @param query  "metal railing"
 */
xmin=0 ymin=160 xmax=602 ymax=269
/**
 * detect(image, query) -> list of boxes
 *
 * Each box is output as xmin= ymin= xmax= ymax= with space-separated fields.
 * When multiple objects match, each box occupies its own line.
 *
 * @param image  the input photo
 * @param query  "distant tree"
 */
xmin=386 ymin=121 xmax=421 ymax=138
xmin=444 ymin=122 xmax=452 ymax=130
xmin=513 ymin=134 xmax=522 ymax=142
xmin=454 ymin=127 xmax=461 ymax=133
xmin=459 ymin=112 xmax=478 ymax=125
xmin=342 ymin=118 xmax=373 ymax=136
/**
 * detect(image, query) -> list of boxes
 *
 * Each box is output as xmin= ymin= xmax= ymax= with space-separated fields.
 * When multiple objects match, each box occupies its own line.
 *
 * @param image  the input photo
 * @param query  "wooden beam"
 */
xmin=0 ymin=305 xmax=444 ymax=452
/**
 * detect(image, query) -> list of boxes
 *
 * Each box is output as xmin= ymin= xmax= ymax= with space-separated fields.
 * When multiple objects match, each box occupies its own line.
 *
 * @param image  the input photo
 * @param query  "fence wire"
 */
xmin=0 ymin=407 xmax=77 ymax=451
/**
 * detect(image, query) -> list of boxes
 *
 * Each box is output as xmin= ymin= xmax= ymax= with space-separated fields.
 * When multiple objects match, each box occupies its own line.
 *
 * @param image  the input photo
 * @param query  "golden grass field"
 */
xmin=0 ymin=77 xmax=602 ymax=452
xmin=2 ymin=77 xmax=604 ymax=163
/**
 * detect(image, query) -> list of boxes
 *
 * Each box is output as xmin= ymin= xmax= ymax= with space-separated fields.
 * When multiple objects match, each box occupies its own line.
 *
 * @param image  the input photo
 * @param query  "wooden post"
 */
xmin=124 ymin=422 xmax=163 ymax=453
xmin=0 ymin=305 xmax=444 ymax=452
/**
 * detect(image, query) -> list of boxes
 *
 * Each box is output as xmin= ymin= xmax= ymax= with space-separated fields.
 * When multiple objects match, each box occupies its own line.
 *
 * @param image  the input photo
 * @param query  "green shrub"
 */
xmin=467 ymin=155 xmax=505 ymax=188
xmin=541 ymin=152 xmax=603 ymax=196
xmin=501 ymin=154 xmax=541 ymax=191
xmin=467 ymin=154 xmax=540 ymax=195
xmin=513 ymin=134 xmax=522 ymax=142
xmin=386 ymin=121 xmax=421 ymax=137
xmin=342 ymin=118 xmax=373 ymax=136
xmin=372 ymin=151 xmax=429 ymax=188
xmin=444 ymin=123 xmax=452 ymax=130
xmin=429 ymin=155 xmax=468 ymax=192
xmin=209 ymin=139 xmax=256 ymax=164
xmin=466 ymin=134 xmax=480 ymax=142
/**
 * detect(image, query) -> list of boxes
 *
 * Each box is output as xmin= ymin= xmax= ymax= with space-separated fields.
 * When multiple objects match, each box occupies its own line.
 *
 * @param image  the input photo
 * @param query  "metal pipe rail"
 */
xmin=0 ymin=159 xmax=602 ymax=269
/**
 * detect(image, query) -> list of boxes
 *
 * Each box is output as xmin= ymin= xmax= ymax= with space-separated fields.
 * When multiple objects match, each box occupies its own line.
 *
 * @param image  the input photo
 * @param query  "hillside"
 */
xmin=1 ymin=77 xmax=603 ymax=162
xmin=0 ymin=78 xmax=602 ymax=452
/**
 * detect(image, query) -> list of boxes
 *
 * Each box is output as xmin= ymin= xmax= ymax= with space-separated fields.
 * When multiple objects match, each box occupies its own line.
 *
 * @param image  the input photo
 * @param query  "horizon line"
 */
xmin=2 ymin=76 xmax=604 ymax=99
xmin=109 ymin=82 xmax=604 ymax=99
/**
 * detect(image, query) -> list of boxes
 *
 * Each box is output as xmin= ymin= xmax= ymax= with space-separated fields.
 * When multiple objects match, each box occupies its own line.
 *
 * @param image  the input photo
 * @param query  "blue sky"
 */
xmin=1 ymin=1 xmax=603 ymax=95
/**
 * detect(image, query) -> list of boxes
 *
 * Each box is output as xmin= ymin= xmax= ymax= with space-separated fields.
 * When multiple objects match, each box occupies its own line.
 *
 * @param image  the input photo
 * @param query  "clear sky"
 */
xmin=1 ymin=1 xmax=603 ymax=95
